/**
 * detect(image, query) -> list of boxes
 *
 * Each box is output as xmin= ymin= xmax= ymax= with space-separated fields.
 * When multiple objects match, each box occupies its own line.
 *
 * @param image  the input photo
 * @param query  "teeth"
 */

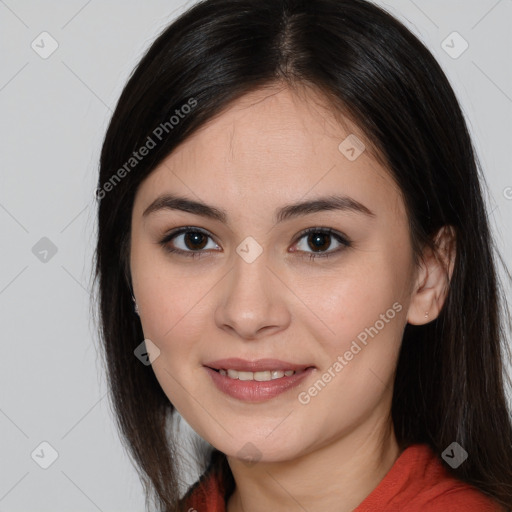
xmin=218 ymin=369 xmax=296 ymax=381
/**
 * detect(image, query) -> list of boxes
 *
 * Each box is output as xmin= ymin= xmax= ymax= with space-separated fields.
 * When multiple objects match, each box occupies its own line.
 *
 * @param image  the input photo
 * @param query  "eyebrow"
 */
xmin=142 ymin=193 xmax=375 ymax=224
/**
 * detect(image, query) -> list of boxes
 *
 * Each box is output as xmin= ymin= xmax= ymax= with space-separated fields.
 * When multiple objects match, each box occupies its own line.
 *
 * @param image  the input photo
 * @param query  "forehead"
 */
xmin=135 ymin=85 xmax=404 ymax=222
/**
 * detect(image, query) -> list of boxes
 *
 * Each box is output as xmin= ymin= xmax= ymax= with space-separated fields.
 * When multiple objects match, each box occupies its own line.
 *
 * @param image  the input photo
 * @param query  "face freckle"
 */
xmin=129 ymin=84 xmax=416 ymax=462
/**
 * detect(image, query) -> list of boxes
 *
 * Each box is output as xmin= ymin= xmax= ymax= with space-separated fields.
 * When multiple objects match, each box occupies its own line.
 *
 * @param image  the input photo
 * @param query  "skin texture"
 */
xmin=130 ymin=84 xmax=455 ymax=512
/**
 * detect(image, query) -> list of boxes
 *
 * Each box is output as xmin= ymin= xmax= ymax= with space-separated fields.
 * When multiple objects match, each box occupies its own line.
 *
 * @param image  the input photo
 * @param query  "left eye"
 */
xmin=159 ymin=227 xmax=351 ymax=260
xmin=292 ymin=228 xmax=349 ymax=256
xmin=161 ymin=228 xmax=220 ymax=255
xmin=290 ymin=228 xmax=351 ymax=260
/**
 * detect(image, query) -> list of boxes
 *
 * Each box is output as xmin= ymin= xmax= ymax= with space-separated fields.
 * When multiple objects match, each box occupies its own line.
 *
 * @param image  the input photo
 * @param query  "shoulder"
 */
xmin=411 ymin=481 xmax=503 ymax=511
xmin=354 ymin=443 xmax=504 ymax=512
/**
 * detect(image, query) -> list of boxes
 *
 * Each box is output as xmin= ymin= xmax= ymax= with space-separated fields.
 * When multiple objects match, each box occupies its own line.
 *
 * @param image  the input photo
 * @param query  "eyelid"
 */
xmin=161 ymin=225 xmax=218 ymax=243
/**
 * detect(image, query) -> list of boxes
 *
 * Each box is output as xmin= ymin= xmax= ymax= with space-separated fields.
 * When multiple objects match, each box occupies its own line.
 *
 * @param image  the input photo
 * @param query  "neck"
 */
xmin=226 ymin=417 xmax=400 ymax=512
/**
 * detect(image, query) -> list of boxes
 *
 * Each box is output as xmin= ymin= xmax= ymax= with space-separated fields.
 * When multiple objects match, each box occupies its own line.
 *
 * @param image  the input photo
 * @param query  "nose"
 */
xmin=214 ymin=252 xmax=291 ymax=340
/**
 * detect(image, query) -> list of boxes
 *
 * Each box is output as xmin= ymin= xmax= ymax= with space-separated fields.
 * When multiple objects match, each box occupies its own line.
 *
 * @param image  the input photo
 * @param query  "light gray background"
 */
xmin=1 ymin=1 xmax=511 ymax=511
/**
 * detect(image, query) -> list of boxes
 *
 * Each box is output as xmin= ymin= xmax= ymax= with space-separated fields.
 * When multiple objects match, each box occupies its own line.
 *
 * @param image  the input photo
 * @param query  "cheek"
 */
xmin=301 ymin=255 xmax=408 ymax=389
xmin=310 ymin=259 xmax=405 ymax=338
xmin=294 ymin=276 xmax=405 ymax=431
xmin=138 ymin=274 xmax=213 ymax=424
xmin=139 ymin=282 xmax=209 ymax=355
xmin=132 ymin=239 xmax=207 ymax=343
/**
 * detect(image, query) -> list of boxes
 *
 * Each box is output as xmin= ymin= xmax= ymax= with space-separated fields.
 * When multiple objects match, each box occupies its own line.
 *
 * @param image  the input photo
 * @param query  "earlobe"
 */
xmin=407 ymin=288 xmax=442 ymax=325
xmin=406 ymin=225 xmax=456 ymax=326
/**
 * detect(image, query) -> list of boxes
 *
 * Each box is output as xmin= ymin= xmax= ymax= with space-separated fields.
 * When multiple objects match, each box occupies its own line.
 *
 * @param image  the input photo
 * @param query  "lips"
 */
xmin=203 ymin=357 xmax=314 ymax=373
xmin=202 ymin=358 xmax=316 ymax=402
xmin=204 ymin=365 xmax=315 ymax=402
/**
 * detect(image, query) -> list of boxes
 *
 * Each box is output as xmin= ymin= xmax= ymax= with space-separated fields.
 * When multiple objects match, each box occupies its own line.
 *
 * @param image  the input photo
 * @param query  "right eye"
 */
xmin=159 ymin=227 xmax=221 ymax=258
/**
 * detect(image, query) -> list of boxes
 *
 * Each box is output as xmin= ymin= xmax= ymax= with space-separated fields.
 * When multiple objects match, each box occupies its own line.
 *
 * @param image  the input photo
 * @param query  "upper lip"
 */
xmin=204 ymin=358 xmax=314 ymax=372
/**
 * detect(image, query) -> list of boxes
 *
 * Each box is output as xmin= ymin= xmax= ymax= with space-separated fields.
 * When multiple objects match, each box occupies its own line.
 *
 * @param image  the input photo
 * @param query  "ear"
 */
xmin=407 ymin=225 xmax=457 ymax=325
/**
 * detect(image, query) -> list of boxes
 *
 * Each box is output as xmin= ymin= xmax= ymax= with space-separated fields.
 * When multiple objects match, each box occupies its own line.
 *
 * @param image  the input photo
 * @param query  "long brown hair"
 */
xmin=93 ymin=0 xmax=512 ymax=510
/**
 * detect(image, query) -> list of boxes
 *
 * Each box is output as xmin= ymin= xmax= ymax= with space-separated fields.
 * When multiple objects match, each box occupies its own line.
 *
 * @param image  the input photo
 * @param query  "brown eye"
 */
xmin=159 ymin=227 xmax=220 ymax=258
xmin=183 ymin=231 xmax=208 ymax=250
xmin=292 ymin=227 xmax=351 ymax=260
xmin=307 ymin=232 xmax=332 ymax=252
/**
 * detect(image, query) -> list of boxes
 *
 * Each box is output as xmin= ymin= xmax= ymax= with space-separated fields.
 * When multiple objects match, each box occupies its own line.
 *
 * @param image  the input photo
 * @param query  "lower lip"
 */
xmin=204 ymin=366 xmax=315 ymax=402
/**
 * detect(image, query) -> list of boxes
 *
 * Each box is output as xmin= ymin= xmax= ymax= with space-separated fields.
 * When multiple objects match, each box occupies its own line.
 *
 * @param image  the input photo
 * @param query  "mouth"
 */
xmin=208 ymin=367 xmax=312 ymax=382
xmin=203 ymin=358 xmax=316 ymax=402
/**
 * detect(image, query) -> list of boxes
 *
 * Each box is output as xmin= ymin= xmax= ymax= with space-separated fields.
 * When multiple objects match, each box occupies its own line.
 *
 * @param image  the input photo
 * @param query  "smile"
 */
xmin=204 ymin=364 xmax=315 ymax=402
xmin=218 ymin=368 xmax=298 ymax=381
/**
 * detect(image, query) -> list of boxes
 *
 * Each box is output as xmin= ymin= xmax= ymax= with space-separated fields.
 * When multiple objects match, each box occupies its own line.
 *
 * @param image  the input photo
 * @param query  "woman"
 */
xmin=93 ymin=0 xmax=512 ymax=510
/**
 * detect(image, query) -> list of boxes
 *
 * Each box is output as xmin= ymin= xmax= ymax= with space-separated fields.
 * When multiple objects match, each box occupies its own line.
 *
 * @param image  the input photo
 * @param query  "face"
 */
xmin=130 ymin=84 xmax=418 ymax=463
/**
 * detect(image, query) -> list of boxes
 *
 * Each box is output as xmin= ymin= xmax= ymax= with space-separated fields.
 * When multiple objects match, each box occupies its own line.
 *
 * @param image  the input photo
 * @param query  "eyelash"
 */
xmin=158 ymin=226 xmax=351 ymax=261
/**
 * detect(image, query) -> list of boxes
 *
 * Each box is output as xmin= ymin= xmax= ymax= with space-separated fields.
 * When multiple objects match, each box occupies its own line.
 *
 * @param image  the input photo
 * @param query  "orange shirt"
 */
xmin=181 ymin=443 xmax=503 ymax=511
